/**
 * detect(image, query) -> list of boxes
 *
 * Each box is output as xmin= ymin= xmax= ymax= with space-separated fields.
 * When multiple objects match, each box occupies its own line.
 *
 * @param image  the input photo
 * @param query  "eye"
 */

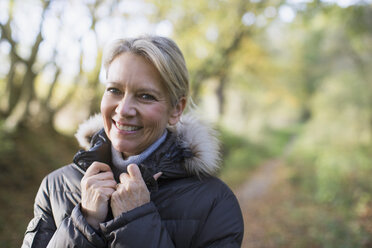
xmin=106 ymin=87 xmax=122 ymax=95
xmin=139 ymin=94 xmax=156 ymax=101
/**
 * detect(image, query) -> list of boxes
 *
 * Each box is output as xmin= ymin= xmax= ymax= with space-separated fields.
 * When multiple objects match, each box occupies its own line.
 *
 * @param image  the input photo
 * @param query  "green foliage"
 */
xmin=270 ymin=3 xmax=372 ymax=246
xmin=289 ymin=145 xmax=372 ymax=246
xmin=219 ymin=128 xmax=268 ymax=187
xmin=262 ymin=125 xmax=300 ymax=156
xmin=288 ymin=70 xmax=372 ymax=246
xmin=219 ymin=126 xmax=296 ymax=188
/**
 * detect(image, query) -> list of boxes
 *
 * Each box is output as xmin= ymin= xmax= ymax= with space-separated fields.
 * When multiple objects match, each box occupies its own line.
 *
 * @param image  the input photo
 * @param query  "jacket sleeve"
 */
xmin=22 ymin=176 xmax=106 ymax=248
xmin=100 ymin=202 xmax=175 ymax=247
xmin=194 ymin=191 xmax=244 ymax=247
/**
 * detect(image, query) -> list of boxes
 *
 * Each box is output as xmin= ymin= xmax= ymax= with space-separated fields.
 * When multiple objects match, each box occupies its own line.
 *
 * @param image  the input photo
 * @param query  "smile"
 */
xmin=114 ymin=121 xmax=142 ymax=132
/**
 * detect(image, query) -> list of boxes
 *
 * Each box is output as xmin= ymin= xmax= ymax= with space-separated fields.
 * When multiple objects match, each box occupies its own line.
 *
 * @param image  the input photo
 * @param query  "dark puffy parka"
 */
xmin=22 ymin=114 xmax=244 ymax=247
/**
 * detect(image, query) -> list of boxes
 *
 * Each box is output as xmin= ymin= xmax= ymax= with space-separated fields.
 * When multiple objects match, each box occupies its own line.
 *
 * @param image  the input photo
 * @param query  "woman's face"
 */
xmin=101 ymin=52 xmax=183 ymax=158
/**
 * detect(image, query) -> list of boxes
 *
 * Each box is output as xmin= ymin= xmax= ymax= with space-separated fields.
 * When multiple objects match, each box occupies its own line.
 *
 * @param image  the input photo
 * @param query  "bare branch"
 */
xmin=45 ymin=67 xmax=61 ymax=106
xmin=26 ymin=0 xmax=52 ymax=66
xmin=0 ymin=22 xmax=27 ymax=64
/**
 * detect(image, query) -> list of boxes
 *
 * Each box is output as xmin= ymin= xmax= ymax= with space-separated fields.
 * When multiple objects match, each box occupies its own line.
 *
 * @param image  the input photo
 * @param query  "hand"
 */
xmin=111 ymin=164 xmax=162 ymax=218
xmin=80 ymin=162 xmax=116 ymax=229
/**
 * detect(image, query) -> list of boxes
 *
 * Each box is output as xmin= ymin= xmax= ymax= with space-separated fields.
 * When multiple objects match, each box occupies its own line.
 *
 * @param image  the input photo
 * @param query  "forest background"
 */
xmin=1 ymin=0 xmax=372 ymax=247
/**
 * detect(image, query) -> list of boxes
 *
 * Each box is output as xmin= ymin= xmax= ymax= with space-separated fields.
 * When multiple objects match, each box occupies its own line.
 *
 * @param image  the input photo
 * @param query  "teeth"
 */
xmin=116 ymin=124 xmax=141 ymax=131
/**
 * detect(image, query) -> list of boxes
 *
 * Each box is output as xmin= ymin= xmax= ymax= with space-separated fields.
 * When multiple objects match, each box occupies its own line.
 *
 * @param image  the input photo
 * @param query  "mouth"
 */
xmin=113 ymin=120 xmax=142 ymax=132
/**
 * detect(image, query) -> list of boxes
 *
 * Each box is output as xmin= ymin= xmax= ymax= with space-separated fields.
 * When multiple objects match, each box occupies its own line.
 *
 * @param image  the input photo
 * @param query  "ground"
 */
xmin=0 ymin=126 xmax=79 ymax=247
xmin=234 ymin=159 xmax=316 ymax=248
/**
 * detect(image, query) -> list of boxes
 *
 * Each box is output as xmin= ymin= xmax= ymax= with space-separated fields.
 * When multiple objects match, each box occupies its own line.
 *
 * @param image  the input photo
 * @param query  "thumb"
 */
xmin=153 ymin=172 xmax=162 ymax=181
xmin=127 ymin=164 xmax=142 ymax=179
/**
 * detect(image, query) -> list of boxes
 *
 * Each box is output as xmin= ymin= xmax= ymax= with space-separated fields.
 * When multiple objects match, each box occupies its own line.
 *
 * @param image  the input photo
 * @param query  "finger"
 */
xmin=119 ymin=172 xmax=130 ymax=184
xmin=85 ymin=162 xmax=111 ymax=177
xmin=111 ymin=190 xmax=119 ymax=200
xmin=81 ymin=176 xmax=116 ymax=190
xmin=127 ymin=164 xmax=142 ymax=179
xmin=91 ymin=171 xmax=114 ymax=181
xmin=115 ymin=183 xmax=128 ymax=195
xmin=95 ymin=180 xmax=117 ymax=189
xmin=153 ymin=172 xmax=162 ymax=181
xmin=100 ymin=187 xmax=116 ymax=198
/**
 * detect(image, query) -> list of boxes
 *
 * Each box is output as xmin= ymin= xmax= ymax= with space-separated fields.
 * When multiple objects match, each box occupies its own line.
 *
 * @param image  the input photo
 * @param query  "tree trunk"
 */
xmin=1 ymin=0 xmax=50 ymax=132
xmin=3 ymin=70 xmax=35 ymax=131
xmin=0 ymin=60 xmax=17 ymax=116
xmin=216 ymin=75 xmax=227 ymax=119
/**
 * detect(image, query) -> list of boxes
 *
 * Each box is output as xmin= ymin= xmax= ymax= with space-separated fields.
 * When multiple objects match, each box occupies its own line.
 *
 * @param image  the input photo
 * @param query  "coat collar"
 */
xmin=75 ymin=113 xmax=221 ymax=177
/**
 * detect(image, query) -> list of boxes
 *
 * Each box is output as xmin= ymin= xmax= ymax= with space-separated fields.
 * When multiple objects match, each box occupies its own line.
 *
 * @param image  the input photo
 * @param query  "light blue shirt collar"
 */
xmin=111 ymin=130 xmax=168 ymax=171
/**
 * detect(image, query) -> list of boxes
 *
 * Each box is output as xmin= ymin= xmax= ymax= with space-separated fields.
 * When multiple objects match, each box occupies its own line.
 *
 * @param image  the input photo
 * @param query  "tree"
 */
xmin=0 ymin=0 xmax=51 ymax=131
xmin=149 ymin=0 xmax=283 ymax=117
xmin=0 ymin=0 xmax=117 ymax=132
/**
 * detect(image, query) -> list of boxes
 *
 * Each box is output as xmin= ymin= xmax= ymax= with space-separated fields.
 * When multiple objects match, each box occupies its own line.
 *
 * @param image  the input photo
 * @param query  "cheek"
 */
xmin=100 ymin=98 xmax=108 ymax=119
xmin=142 ymin=105 xmax=170 ymax=128
xmin=101 ymin=96 xmax=114 ymax=127
xmin=100 ymin=96 xmax=108 ymax=114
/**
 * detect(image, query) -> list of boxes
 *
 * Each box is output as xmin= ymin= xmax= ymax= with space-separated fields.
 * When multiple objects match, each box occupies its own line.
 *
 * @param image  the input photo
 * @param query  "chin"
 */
xmin=112 ymin=142 xmax=127 ymax=153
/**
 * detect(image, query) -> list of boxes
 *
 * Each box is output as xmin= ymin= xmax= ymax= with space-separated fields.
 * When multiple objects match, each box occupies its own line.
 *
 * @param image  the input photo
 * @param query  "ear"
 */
xmin=168 ymin=97 xmax=186 ymax=125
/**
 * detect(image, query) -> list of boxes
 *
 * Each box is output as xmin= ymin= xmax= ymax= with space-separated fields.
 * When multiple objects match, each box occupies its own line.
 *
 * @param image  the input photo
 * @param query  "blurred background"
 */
xmin=1 ymin=0 xmax=372 ymax=247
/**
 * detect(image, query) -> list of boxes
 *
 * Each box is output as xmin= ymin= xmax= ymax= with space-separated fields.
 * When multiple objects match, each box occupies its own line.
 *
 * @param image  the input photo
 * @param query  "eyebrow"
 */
xmin=136 ymin=87 xmax=163 ymax=96
xmin=105 ymin=82 xmax=163 ymax=96
xmin=105 ymin=81 xmax=122 ymax=87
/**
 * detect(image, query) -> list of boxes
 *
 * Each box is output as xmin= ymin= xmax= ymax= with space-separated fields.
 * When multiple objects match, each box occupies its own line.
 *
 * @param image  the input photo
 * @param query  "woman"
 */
xmin=22 ymin=35 xmax=244 ymax=247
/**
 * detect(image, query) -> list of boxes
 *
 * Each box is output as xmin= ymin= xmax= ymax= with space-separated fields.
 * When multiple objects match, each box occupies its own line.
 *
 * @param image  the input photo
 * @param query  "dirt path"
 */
xmin=234 ymin=159 xmax=290 ymax=248
xmin=236 ymin=159 xmax=282 ymax=204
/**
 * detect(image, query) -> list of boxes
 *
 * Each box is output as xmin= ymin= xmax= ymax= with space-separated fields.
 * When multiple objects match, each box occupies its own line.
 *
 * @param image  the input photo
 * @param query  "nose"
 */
xmin=115 ymin=95 xmax=136 ymax=117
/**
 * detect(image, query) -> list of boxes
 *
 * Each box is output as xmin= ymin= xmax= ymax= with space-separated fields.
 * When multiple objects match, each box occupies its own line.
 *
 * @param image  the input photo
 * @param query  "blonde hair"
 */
xmin=103 ymin=35 xmax=189 ymax=107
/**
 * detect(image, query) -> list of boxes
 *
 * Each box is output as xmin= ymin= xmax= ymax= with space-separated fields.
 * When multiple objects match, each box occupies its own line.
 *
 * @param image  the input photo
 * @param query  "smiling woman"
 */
xmin=22 ymin=35 xmax=244 ymax=247
xmin=101 ymin=52 xmax=184 ymax=158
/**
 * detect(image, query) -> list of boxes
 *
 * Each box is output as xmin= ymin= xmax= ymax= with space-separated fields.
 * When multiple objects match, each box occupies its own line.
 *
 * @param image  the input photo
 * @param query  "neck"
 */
xmin=111 ymin=130 xmax=168 ymax=174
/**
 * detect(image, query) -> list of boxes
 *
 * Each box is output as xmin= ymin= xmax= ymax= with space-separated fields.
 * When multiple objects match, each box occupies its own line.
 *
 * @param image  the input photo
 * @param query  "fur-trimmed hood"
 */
xmin=75 ymin=113 xmax=221 ymax=176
